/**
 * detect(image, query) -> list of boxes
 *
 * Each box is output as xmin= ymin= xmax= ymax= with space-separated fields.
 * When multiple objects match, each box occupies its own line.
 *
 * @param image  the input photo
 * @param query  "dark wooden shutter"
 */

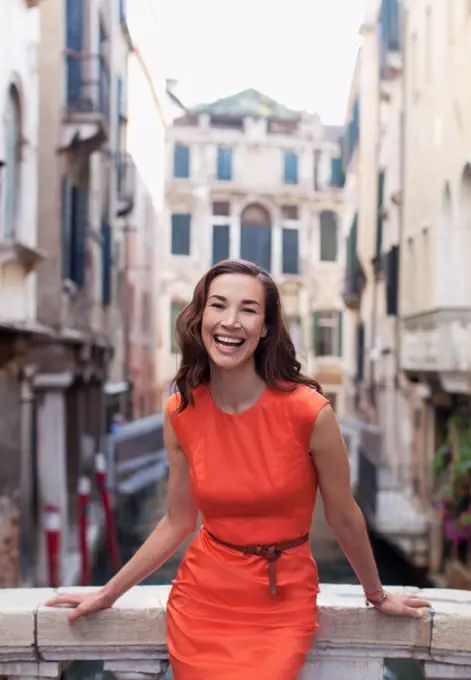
xmin=212 ymin=224 xmax=230 ymax=264
xmin=173 ymin=145 xmax=190 ymax=178
xmin=101 ymin=221 xmax=112 ymax=305
xmin=171 ymin=213 xmax=191 ymax=255
xmin=240 ymin=225 xmax=272 ymax=272
xmin=282 ymin=228 xmax=299 ymax=274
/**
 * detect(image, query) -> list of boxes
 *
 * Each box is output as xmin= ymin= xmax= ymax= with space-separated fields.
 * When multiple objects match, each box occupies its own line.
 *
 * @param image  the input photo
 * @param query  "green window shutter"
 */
xmin=337 ymin=311 xmax=343 ymax=357
xmin=170 ymin=301 xmax=185 ymax=354
xmin=313 ymin=311 xmax=319 ymax=354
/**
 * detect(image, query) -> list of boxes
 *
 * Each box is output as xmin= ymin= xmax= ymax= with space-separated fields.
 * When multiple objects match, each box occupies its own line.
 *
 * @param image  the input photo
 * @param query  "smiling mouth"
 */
xmin=214 ymin=335 xmax=245 ymax=348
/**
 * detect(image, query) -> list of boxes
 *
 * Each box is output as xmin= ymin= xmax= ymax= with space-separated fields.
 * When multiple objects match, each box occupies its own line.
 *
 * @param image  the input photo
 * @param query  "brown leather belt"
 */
xmin=207 ymin=530 xmax=309 ymax=595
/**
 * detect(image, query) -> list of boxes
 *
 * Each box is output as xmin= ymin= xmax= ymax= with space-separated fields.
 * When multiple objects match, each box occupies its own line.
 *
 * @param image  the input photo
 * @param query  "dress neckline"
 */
xmin=205 ymin=383 xmax=269 ymax=417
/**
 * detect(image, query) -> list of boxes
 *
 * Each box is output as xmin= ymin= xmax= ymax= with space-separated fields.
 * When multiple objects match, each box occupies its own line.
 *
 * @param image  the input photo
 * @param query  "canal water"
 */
xmin=67 ymin=483 xmax=428 ymax=680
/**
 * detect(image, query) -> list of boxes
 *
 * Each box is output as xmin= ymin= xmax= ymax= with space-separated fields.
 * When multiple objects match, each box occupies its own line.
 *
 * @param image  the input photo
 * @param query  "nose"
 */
xmin=221 ymin=307 xmax=241 ymax=328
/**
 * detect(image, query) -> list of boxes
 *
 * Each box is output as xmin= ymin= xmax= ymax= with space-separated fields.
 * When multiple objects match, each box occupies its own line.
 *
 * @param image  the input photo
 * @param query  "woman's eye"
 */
xmin=210 ymin=302 xmax=224 ymax=309
xmin=242 ymin=308 xmax=256 ymax=314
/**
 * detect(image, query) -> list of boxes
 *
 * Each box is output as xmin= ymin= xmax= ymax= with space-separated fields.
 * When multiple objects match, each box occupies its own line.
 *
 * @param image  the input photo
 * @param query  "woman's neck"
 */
xmin=209 ymin=361 xmax=266 ymax=414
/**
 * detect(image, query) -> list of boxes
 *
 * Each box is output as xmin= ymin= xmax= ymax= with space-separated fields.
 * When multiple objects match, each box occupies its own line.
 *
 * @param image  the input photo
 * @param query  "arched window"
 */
xmin=240 ymin=203 xmax=272 ymax=272
xmin=1 ymin=86 xmax=22 ymax=240
xmin=319 ymin=210 xmax=338 ymax=262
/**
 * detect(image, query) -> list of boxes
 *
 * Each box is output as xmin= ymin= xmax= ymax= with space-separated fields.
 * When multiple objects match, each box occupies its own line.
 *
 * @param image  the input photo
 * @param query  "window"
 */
xmin=319 ymin=211 xmax=338 ymax=262
xmin=62 ymin=176 xmax=88 ymax=286
xmin=281 ymin=205 xmax=298 ymax=220
xmin=313 ymin=311 xmax=343 ymax=357
xmin=213 ymin=201 xmax=230 ymax=216
xmin=217 ymin=147 xmax=232 ymax=181
xmin=101 ymin=221 xmax=112 ymax=305
xmin=171 ymin=213 xmax=191 ymax=255
xmin=173 ymin=144 xmax=190 ymax=178
xmin=376 ymin=171 xmax=385 ymax=257
xmin=282 ymin=228 xmax=299 ymax=274
xmin=212 ymin=224 xmax=230 ymax=264
xmin=170 ymin=301 xmax=185 ymax=354
xmin=240 ymin=204 xmax=272 ymax=272
xmin=1 ymin=87 xmax=22 ymax=240
xmin=324 ymin=392 xmax=338 ymax=412
xmin=313 ymin=150 xmax=321 ymax=190
xmin=283 ymin=151 xmax=298 ymax=185
xmin=330 ymin=156 xmax=344 ymax=188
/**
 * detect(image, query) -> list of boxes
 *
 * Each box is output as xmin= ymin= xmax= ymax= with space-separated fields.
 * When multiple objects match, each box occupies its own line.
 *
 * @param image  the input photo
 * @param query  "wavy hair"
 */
xmin=172 ymin=259 xmax=323 ymax=411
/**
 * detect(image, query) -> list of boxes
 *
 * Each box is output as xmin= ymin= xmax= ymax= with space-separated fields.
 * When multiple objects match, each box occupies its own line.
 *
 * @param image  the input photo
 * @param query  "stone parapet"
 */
xmin=1 ymin=585 xmax=471 ymax=679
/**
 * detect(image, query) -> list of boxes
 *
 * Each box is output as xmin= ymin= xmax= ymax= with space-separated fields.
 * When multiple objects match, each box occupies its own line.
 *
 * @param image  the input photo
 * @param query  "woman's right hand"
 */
xmin=45 ymin=588 xmax=115 ymax=623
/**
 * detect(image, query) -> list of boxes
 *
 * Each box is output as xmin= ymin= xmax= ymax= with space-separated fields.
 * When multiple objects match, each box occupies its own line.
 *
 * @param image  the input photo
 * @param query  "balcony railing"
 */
xmin=65 ymin=51 xmax=110 ymax=119
xmin=401 ymin=307 xmax=471 ymax=374
xmin=1 ymin=585 xmax=471 ymax=680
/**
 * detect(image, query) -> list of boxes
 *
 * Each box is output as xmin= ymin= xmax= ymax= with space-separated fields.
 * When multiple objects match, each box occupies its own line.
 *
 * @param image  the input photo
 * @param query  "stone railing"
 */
xmin=1 ymin=585 xmax=471 ymax=680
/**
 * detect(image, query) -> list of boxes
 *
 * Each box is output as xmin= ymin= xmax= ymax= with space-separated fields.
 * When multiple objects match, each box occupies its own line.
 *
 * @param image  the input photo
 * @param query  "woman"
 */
xmin=46 ymin=260 xmax=430 ymax=679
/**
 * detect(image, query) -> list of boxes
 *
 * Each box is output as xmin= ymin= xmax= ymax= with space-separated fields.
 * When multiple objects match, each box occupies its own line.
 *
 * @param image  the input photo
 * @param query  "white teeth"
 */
xmin=215 ymin=335 xmax=244 ymax=346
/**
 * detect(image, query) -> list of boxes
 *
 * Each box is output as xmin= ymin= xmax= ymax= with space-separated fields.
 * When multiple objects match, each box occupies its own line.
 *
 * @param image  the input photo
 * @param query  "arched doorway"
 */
xmin=1 ymin=85 xmax=22 ymax=240
xmin=240 ymin=203 xmax=272 ymax=272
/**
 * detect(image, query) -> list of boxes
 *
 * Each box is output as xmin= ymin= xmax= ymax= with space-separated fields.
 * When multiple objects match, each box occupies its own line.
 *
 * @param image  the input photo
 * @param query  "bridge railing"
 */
xmin=1 ymin=584 xmax=471 ymax=680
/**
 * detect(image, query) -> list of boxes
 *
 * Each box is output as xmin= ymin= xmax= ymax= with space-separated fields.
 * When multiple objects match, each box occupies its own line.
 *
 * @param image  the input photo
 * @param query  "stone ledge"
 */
xmin=1 ymin=585 xmax=471 ymax=668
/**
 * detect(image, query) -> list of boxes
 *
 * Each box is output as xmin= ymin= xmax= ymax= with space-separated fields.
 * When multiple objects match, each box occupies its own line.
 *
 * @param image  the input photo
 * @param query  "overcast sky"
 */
xmin=160 ymin=0 xmax=364 ymax=124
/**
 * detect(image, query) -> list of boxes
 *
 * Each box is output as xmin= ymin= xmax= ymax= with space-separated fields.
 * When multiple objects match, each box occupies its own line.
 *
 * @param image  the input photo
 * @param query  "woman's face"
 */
xmin=201 ymin=273 xmax=267 ymax=370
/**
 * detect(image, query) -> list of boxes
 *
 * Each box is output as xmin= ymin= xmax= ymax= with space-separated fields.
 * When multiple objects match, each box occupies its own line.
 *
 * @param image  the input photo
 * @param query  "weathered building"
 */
xmin=160 ymin=89 xmax=346 ymax=412
xmin=341 ymin=0 xmax=429 ymax=570
xmin=0 ymin=1 xmax=44 ymax=587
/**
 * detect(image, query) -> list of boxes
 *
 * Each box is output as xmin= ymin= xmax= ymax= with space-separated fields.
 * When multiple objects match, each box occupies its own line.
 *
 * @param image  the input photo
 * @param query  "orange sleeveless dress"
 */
xmin=165 ymin=384 xmax=328 ymax=679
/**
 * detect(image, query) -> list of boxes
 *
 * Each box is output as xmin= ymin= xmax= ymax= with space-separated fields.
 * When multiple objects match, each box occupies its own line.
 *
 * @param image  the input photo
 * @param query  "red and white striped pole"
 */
xmin=78 ymin=476 xmax=92 ymax=586
xmin=95 ymin=452 xmax=120 ymax=571
xmin=44 ymin=504 xmax=61 ymax=588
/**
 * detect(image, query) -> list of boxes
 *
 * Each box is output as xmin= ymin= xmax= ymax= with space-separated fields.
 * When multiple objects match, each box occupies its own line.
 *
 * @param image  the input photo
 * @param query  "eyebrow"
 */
xmin=208 ymin=294 xmax=262 ymax=307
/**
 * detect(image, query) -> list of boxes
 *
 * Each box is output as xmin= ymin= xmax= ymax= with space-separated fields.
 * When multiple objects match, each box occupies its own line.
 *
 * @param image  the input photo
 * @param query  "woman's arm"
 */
xmin=310 ymin=405 xmax=430 ymax=617
xmin=102 ymin=413 xmax=198 ymax=601
xmin=45 ymin=413 xmax=198 ymax=621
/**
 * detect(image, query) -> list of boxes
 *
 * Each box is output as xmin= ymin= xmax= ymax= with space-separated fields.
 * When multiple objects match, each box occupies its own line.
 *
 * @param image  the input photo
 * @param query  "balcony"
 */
xmin=62 ymin=51 xmax=110 ymax=157
xmin=115 ymin=153 xmax=136 ymax=218
xmin=401 ymin=308 xmax=471 ymax=392
xmin=1 ymin=585 xmax=471 ymax=680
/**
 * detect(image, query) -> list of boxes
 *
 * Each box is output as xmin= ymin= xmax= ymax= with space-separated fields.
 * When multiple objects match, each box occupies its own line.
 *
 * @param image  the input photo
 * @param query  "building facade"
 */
xmin=0 ymin=0 xmax=43 ymax=588
xmin=400 ymin=0 xmax=471 ymax=589
xmin=160 ymin=89 xmax=346 ymax=411
xmin=121 ymin=1 xmax=175 ymax=420
xmin=341 ymin=0 xmax=429 ymax=570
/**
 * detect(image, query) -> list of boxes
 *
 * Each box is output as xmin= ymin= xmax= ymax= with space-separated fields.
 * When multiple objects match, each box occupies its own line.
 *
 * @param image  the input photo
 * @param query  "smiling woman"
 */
xmin=45 ymin=259 xmax=431 ymax=680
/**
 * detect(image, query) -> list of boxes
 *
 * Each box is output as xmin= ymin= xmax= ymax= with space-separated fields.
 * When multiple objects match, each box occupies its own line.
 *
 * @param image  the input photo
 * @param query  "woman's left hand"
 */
xmin=372 ymin=591 xmax=432 ymax=618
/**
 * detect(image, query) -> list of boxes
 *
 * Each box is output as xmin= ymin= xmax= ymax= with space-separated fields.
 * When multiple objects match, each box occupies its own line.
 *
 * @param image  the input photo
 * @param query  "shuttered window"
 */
xmin=62 ymin=178 xmax=88 ymax=287
xmin=385 ymin=245 xmax=400 ymax=315
xmin=282 ymin=228 xmax=299 ymax=274
xmin=240 ymin=225 xmax=272 ymax=272
xmin=212 ymin=224 xmax=230 ymax=264
xmin=173 ymin=144 xmax=190 ymax=178
xmin=170 ymin=301 xmax=185 ymax=354
xmin=101 ymin=221 xmax=112 ymax=305
xmin=330 ymin=156 xmax=344 ymax=188
xmin=171 ymin=213 xmax=191 ymax=255
xmin=217 ymin=147 xmax=232 ymax=181
xmin=376 ymin=171 xmax=385 ymax=256
xmin=283 ymin=152 xmax=298 ymax=184
xmin=66 ymin=0 xmax=84 ymax=108
xmin=313 ymin=311 xmax=343 ymax=357
xmin=320 ymin=211 xmax=338 ymax=262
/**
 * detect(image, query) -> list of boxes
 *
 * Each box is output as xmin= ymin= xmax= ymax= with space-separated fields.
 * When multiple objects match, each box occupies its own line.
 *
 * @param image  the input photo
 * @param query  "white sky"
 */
xmin=160 ymin=0 xmax=364 ymax=124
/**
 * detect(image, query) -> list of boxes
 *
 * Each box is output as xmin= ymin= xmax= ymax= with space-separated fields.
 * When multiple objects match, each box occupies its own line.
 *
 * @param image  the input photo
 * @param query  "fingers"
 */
xmin=44 ymin=594 xmax=81 ymax=607
xmin=405 ymin=596 xmax=432 ymax=608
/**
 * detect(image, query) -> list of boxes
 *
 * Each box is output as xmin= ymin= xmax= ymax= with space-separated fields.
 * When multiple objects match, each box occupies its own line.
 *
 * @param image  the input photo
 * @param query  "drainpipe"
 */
xmin=19 ymin=367 xmax=35 ymax=585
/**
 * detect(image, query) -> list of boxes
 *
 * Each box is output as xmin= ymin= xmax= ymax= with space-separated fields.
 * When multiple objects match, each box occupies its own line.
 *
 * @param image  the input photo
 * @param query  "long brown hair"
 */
xmin=172 ymin=259 xmax=322 ymax=411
